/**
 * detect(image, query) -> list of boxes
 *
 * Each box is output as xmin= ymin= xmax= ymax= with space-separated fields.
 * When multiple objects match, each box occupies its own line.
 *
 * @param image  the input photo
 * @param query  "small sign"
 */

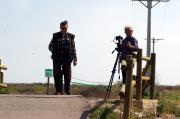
xmin=45 ymin=69 xmax=53 ymax=77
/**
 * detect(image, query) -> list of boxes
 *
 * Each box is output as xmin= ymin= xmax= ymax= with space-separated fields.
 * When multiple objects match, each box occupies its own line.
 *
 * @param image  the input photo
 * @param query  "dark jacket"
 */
xmin=49 ymin=31 xmax=77 ymax=61
xmin=121 ymin=36 xmax=139 ymax=60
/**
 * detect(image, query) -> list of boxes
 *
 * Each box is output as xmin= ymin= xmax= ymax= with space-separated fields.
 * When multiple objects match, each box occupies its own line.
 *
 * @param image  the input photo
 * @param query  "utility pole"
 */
xmin=145 ymin=37 xmax=164 ymax=53
xmin=152 ymin=37 xmax=164 ymax=53
xmin=132 ymin=0 xmax=169 ymax=56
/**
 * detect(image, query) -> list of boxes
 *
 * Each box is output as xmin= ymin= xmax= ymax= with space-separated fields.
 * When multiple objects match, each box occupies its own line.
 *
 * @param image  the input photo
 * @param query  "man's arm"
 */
xmin=131 ymin=39 xmax=139 ymax=51
xmin=72 ymin=35 xmax=77 ymax=66
xmin=127 ymin=38 xmax=139 ymax=52
xmin=48 ymin=34 xmax=55 ymax=53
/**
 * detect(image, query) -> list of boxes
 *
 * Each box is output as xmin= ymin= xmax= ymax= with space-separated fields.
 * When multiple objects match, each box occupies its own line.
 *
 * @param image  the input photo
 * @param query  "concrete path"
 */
xmin=0 ymin=95 xmax=93 ymax=119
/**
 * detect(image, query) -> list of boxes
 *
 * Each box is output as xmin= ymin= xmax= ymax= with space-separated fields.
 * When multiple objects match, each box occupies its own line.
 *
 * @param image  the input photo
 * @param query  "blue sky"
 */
xmin=0 ymin=0 xmax=179 ymax=85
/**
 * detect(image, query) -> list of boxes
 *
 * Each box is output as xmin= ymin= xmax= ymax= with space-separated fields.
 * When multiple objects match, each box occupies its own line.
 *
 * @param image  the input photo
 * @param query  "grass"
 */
xmin=157 ymin=90 xmax=180 ymax=117
xmin=106 ymin=112 xmax=122 ymax=119
xmin=89 ymin=99 xmax=157 ymax=119
xmin=89 ymin=100 xmax=123 ymax=119
xmin=0 ymin=87 xmax=9 ymax=94
xmin=34 ymin=84 xmax=46 ymax=94
xmin=89 ymin=90 xmax=180 ymax=119
xmin=90 ymin=108 xmax=111 ymax=119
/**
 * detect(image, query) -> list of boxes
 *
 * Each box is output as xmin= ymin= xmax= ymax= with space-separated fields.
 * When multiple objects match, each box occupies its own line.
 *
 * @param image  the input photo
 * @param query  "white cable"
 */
xmin=131 ymin=1 xmax=140 ymax=37
xmin=161 ymin=2 xmax=168 ymax=38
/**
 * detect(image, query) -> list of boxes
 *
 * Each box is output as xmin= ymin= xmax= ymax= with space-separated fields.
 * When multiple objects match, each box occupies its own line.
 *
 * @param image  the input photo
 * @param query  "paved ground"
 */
xmin=0 ymin=95 xmax=93 ymax=119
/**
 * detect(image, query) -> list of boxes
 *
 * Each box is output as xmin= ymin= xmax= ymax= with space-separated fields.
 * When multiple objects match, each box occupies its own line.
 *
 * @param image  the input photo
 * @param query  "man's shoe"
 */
xmin=65 ymin=92 xmax=71 ymax=95
xmin=119 ymin=92 xmax=125 ymax=99
xmin=54 ymin=92 xmax=63 ymax=95
xmin=119 ymin=84 xmax=126 ymax=99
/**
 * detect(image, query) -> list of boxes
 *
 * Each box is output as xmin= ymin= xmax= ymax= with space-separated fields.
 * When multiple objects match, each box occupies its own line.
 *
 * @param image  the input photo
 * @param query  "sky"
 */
xmin=0 ymin=0 xmax=180 ymax=85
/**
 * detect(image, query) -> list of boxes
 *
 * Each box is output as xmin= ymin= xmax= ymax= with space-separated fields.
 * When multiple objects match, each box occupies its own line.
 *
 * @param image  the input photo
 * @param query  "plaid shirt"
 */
xmin=49 ymin=32 xmax=77 ymax=61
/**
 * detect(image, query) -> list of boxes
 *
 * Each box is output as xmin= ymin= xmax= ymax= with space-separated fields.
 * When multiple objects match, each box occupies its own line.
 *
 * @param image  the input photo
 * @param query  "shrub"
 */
xmin=157 ymin=91 xmax=179 ymax=115
xmin=90 ymin=107 xmax=110 ymax=119
xmin=0 ymin=87 xmax=9 ymax=94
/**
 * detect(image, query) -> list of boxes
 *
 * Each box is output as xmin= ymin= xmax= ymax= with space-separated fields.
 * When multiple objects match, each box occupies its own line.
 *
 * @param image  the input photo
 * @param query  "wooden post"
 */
xmin=47 ymin=77 xmax=50 ymax=95
xmin=0 ymin=72 xmax=3 ymax=83
xmin=136 ymin=49 xmax=142 ymax=100
xmin=0 ymin=59 xmax=7 ymax=87
xmin=150 ymin=53 xmax=156 ymax=99
xmin=0 ymin=59 xmax=2 ymax=83
xmin=123 ymin=55 xmax=133 ymax=119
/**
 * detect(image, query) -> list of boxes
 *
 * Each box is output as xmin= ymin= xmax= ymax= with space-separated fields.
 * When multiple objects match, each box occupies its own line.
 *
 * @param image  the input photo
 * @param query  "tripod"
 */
xmin=104 ymin=51 xmax=122 ymax=100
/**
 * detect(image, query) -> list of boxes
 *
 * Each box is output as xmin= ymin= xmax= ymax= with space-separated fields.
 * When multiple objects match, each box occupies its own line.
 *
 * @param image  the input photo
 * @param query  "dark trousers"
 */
xmin=53 ymin=58 xmax=72 ymax=93
xmin=122 ymin=70 xmax=126 ymax=84
xmin=121 ymin=64 xmax=134 ymax=84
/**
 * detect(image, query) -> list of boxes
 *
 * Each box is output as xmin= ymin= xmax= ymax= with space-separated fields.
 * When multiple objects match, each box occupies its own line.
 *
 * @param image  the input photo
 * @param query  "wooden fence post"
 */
xmin=0 ymin=72 xmax=3 ymax=83
xmin=0 ymin=59 xmax=7 ymax=87
xmin=0 ymin=59 xmax=2 ymax=83
xmin=136 ymin=49 xmax=142 ymax=100
xmin=150 ymin=53 xmax=156 ymax=99
xmin=123 ymin=55 xmax=133 ymax=119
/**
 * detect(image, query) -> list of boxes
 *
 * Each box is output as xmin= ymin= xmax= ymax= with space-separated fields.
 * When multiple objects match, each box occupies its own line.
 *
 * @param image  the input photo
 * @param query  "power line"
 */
xmin=145 ymin=37 xmax=164 ymax=53
xmin=152 ymin=38 xmax=164 ymax=53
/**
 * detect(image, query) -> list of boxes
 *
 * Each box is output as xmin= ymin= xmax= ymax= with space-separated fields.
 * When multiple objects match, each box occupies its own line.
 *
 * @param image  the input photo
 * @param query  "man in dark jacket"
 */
xmin=121 ymin=26 xmax=139 ymax=84
xmin=49 ymin=20 xmax=77 ymax=95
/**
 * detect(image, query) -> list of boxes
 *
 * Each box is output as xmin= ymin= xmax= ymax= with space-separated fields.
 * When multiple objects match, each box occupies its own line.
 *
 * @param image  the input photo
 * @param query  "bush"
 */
xmin=157 ymin=91 xmax=179 ymax=115
xmin=7 ymin=85 xmax=17 ymax=94
xmin=90 ymin=107 xmax=110 ymax=119
xmin=0 ymin=87 xmax=9 ymax=94
xmin=34 ymin=84 xmax=46 ymax=94
xmin=106 ymin=112 xmax=122 ymax=119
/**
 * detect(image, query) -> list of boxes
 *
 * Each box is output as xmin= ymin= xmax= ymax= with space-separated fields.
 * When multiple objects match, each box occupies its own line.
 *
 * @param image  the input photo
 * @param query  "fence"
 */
xmin=121 ymin=49 xmax=156 ymax=119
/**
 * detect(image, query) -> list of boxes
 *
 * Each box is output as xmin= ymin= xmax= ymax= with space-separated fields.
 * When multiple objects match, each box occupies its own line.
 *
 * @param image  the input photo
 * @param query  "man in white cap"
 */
xmin=121 ymin=26 xmax=139 ymax=84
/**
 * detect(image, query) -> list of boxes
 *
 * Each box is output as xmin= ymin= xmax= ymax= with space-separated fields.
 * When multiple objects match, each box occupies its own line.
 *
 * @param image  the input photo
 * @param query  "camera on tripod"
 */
xmin=105 ymin=35 xmax=124 ymax=99
xmin=113 ymin=35 xmax=123 ymax=53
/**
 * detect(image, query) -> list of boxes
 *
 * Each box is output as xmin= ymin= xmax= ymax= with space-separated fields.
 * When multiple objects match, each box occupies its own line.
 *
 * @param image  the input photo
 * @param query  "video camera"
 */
xmin=113 ymin=35 xmax=123 ymax=53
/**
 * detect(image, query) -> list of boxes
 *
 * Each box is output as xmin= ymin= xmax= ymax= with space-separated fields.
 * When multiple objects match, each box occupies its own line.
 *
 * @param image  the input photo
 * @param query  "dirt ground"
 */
xmin=0 ymin=95 xmax=93 ymax=119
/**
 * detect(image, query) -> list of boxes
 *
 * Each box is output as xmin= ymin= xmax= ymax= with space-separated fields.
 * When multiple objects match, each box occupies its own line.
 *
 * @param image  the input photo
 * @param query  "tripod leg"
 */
xmin=105 ymin=72 xmax=115 ymax=99
xmin=107 ymin=73 xmax=115 ymax=99
xmin=105 ymin=71 xmax=115 ymax=99
xmin=105 ymin=75 xmax=113 ymax=99
xmin=104 ymin=53 xmax=120 ymax=100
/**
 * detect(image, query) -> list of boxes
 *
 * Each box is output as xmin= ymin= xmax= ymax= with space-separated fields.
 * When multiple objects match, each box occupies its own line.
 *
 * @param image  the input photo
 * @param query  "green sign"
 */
xmin=45 ymin=69 xmax=53 ymax=77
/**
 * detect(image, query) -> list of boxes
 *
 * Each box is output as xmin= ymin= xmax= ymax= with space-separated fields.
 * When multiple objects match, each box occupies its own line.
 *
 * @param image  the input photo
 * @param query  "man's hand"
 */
xmin=73 ymin=60 xmax=77 ymax=66
xmin=127 ymin=42 xmax=134 ymax=49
